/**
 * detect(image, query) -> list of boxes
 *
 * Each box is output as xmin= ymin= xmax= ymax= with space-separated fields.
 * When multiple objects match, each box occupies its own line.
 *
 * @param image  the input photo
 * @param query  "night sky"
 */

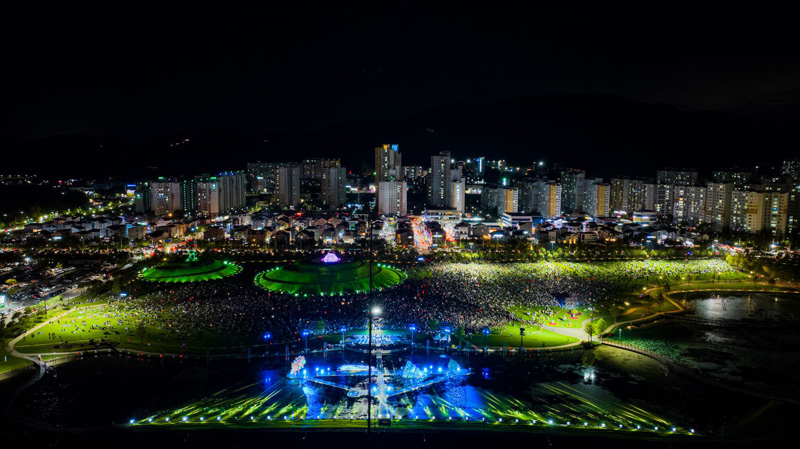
xmin=3 ymin=3 xmax=800 ymax=141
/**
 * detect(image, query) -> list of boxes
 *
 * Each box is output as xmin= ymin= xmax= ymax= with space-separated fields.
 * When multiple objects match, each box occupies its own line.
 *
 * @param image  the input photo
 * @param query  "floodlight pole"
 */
xmin=367 ymin=219 xmax=374 ymax=434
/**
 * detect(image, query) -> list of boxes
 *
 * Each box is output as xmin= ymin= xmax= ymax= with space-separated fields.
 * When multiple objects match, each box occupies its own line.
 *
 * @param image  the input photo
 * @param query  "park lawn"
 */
xmin=507 ymin=304 xmax=591 ymax=329
xmin=12 ymin=304 xmax=245 ymax=356
xmin=463 ymin=323 xmax=579 ymax=348
xmin=0 ymin=344 xmax=32 ymax=374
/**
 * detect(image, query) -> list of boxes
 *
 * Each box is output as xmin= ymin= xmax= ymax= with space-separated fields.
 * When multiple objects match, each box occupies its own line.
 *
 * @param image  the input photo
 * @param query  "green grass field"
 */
xmin=507 ymin=305 xmax=592 ymax=329
xmin=12 ymin=304 xmax=249 ymax=355
xmin=463 ymin=323 xmax=580 ymax=348
xmin=0 ymin=346 xmax=32 ymax=374
xmin=255 ymin=261 xmax=405 ymax=295
xmin=140 ymin=259 xmax=242 ymax=283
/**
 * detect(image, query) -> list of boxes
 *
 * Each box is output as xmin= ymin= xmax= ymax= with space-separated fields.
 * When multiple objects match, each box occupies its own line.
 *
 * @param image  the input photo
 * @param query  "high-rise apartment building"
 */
xmin=703 ymin=182 xmax=733 ymax=229
xmin=218 ymin=171 xmax=246 ymax=212
xmin=610 ymin=178 xmax=648 ymax=212
xmin=672 ymin=185 xmax=706 ymax=226
xmin=503 ymin=187 xmax=519 ymax=214
xmin=519 ymin=180 xmax=544 ymax=214
xmin=656 ymin=184 xmax=676 ymax=216
xmin=731 ymin=189 xmax=766 ymax=232
xmin=321 ymin=166 xmax=347 ymax=209
xmin=247 ymin=161 xmax=281 ymax=193
xmin=180 ymin=178 xmax=198 ymax=213
xmin=134 ymin=181 xmax=152 ymax=213
xmin=657 ymin=168 xmax=699 ymax=186
xmin=404 ymin=165 xmax=426 ymax=181
xmin=790 ymin=185 xmax=800 ymax=235
xmin=378 ymin=181 xmax=407 ymax=216
xmin=584 ymin=179 xmax=609 ymax=217
xmin=375 ymin=144 xmax=402 ymax=213
xmin=278 ymin=164 xmax=301 ymax=207
xmin=782 ymin=158 xmax=800 ymax=180
xmin=712 ymin=169 xmax=753 ymax=188
xmin=560 ymin=169 xmax=585 ymax=213
xmin=764 ymin=185 xmax=790 ymax=236
xmin=150 ymin=180 xmax=181 ymax=215
xmin=642 ymin=183 xmax=657 ymax=211
xmin=196 ymin=178 xmax=221 ymax=217
xmin=452 ymin=178 xmax=466 ymax=213
xmin=538 ymin=183 xmax=562 ymax=218
xmin=428 ymin=151 xmax=452 ymax=208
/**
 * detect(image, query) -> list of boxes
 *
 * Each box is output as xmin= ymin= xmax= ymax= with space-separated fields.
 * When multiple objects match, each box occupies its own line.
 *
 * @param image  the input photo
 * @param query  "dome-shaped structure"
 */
xmin=140 ymin=252 xmax=242 ymax=283
xmin=255 ymin=257 xmax=405 ymax=296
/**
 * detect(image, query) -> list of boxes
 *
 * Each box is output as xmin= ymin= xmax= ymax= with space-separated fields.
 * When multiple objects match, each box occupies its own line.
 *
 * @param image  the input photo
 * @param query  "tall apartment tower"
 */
xmin=134 ymin=181 xmax=152 ymax=213
xmin=656 ymin=168 xmax=698 ymax=216
xmin=375 ymin=144 xmax=402 ymax=213
xmin=428 ymin=151 xmax=452 ymax=208
xmin=560 ymin=169 xmax=585 ymax=213
xmin=672 ymin=185 xmax=706 ymax=226
xmin=538 ymin=183 xmax=562 ymax=218
xmin=764 ymin=185 xmax=790 ymax=236
xmin=322 ymin=166 xmax=347 ymax=209
xmin=278 ymin=164 xmax=301 ymax=207
xmin=731 ymin=189 xmax=766 ymax=232
xmin=218 ymin=171 xmax=246 ymax=212
xmin=378 ymin=181 xmax=407 ymax=216
xmin=196 ymin=177 xmax=221 ymax=217
xmin=704 ymin=182 xmax=734 ymax=229
xmin=584 ymin=179 xmax=609 ymax=217
xmin=150 ymin=180 xmax=181 ymax=215
xmin=503 ymin=187 xmax=519 ymax=213
xmin=180 ymin=178 xmax=198 ymax=213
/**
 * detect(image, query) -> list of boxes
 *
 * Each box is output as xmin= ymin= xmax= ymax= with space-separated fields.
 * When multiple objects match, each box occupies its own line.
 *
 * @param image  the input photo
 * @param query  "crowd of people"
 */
xmin=108 ymin=259 xmax=739 ymax=349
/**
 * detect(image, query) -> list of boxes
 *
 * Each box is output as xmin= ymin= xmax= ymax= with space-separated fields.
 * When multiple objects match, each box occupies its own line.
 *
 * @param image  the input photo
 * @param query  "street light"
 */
xmin=482 ymin=327 xmax=490 ymax=352
xmin=340 ymin=326 xmax=347 ymax=346
xmin=302 ymin=329 xmax=309 ymax=353
xmin=409 ymin=324 xmax=416 ymax=348
xmin=367 ymin=304 xmax=382 ymax=433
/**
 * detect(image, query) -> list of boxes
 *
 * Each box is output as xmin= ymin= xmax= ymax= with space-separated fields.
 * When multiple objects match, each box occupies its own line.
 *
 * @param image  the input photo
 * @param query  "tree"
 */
xmin=593 ymin=318 xmax=607 ymax=335
xmin=136 ymin=321 xmax=147 ymax=345
xmin=111 ymin=278 xmax=122 ymax=296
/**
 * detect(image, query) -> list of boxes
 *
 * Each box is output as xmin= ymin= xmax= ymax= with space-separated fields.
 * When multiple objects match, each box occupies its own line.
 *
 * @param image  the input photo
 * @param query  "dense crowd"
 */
xmin=118 ymin=259 xmax=739 ymax=344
